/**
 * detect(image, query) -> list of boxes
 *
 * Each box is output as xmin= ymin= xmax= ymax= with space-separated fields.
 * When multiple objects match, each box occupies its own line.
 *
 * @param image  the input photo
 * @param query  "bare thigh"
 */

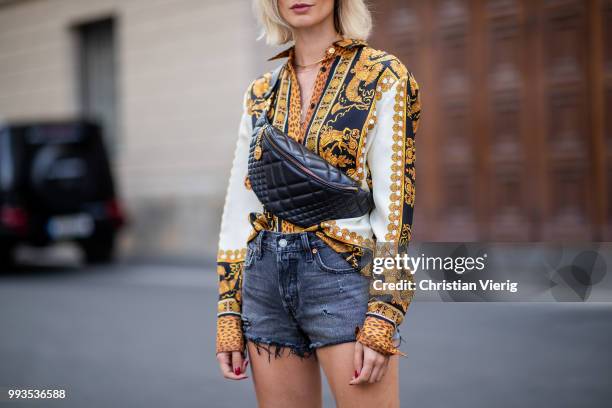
xmin=316 ymin=342 xmax=399 ymax=408
xmin=247 ymin=342 xmax=322 ymax=408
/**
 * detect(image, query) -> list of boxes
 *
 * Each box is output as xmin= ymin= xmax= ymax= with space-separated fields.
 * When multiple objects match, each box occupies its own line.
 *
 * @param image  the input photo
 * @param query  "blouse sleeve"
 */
xmin=358 ymin=69 xmax=421 ymax=356
xmin=215 ymin=88 xmax=263 ymax=354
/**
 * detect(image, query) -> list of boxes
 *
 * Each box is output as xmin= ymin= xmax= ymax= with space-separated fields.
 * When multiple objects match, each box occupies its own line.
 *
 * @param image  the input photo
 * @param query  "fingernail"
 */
xmin=234 ymin=367 xmax=241 ymax=375
xmin=354 ymin=370 xmax=359 ymax=377
xmin=245 ymin=360 xmax=249 ymax=368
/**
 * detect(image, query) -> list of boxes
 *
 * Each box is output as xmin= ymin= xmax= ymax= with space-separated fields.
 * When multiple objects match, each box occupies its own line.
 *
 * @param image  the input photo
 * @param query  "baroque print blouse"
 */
xmin=216 ymin=38 xmax=421 ymax=356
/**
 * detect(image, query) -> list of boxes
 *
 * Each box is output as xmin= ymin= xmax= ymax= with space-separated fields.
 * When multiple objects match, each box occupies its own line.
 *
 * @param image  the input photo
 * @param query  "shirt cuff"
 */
xmin=356 ymin=316 xmax=406 ymax=357
xmin=216 ymin=315 xmax=245 ymax=354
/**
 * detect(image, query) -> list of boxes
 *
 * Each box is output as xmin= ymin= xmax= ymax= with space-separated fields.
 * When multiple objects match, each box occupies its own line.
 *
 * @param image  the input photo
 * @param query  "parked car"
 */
xmin=0 ymin=120 xmax=125 ymax=266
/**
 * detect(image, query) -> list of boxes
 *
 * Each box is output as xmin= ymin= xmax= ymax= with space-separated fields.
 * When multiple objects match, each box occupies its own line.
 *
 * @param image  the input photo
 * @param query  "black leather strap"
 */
xmin=255 ymin=64 xmax=284 ymax=129
xmin=264 ymin=64 xmax=284 ymax=100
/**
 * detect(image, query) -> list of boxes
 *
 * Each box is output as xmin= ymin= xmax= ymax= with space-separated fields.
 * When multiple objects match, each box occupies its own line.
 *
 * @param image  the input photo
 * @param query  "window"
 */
xmin=74 ymin=18 xmax=118 ymax=155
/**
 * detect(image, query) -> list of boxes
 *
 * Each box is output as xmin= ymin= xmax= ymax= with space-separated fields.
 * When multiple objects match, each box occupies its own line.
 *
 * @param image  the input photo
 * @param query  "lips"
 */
xmin=290 ymin=3 xmax=313 ymax=12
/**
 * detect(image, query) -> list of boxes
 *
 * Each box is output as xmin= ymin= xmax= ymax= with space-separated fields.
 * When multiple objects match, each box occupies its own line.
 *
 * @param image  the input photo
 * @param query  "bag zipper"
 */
xmin=262 ymin=125 xmax=359 ymax=193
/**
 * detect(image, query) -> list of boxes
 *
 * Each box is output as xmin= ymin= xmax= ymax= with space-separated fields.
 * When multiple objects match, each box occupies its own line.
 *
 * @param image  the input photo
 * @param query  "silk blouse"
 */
xmin=216 ymin=38 xmax=421 ymax=355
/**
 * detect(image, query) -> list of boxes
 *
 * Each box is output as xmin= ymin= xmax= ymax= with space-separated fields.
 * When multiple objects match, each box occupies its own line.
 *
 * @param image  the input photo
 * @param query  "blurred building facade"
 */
xmin=0 ymin=0 xmax=278 ymax=260
xmin=369 ymin=0 xmax=612 ymax=241
xmin=0 ymin=0 xmax=610 ymax=261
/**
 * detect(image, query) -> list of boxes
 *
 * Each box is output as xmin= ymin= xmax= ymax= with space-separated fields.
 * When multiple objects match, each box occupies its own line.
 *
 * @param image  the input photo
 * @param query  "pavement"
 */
xmin=0 ymin=259 xmax=611 ymax=408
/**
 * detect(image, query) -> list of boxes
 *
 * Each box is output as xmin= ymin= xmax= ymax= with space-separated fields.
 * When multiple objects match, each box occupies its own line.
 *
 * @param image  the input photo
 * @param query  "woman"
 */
xmin=215 ymin=1 xmax=421 ymax=406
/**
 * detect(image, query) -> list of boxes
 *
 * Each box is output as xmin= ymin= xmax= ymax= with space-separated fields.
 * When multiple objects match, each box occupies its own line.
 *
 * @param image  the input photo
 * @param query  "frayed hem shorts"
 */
xmin=241 ymin=230 xmax=371 ymax=358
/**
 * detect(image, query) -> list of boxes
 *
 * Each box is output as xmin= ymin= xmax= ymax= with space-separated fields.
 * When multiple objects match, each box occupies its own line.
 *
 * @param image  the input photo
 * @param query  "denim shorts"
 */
xmin=241 ymin=230 xmax=370 ymax=358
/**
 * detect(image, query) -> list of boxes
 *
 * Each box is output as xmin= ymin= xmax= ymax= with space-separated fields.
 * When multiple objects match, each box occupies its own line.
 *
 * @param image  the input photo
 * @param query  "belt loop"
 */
xmin=301 ymin=232 xmax=313 ymax=262
xmin=255 ymin=230 xmax=264 ymax=259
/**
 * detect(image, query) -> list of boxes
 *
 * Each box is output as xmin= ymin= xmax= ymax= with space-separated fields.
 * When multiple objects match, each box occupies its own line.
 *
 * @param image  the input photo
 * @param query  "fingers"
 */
xmin=375 ymin=357 xmax=389 ymax=382
xmin=353 ymin=341 xmax=363 ymax=378
xmin=216 ymin=352 xmax=248 ymax=380
xmin=349 ymin=345 xmax=389 ymax=385
xmin=350 ymin=345 xmax=373 ymax=385
xmin=216 ymin=352 xmax=236 ymax=379
xmin=369 ymin=364 xmax=381 ymax=384
xmin=352 ymin=353 xmax=373 ymax=384
xmin=231 ymin=351 xmax=244 ymax=375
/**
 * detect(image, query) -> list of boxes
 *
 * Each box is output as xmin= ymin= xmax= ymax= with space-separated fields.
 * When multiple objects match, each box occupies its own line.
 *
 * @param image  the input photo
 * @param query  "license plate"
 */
xmin=47 ymin=214 xmax=94 ymax=239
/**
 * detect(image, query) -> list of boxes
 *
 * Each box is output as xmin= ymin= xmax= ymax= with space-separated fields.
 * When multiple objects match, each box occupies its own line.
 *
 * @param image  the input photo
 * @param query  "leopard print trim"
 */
xmin=300 ymin=58 xmax=334 ymax=137
xmin=356 ymin=316 xmax=406 ymax=357
xmin=286 ymin=53 xmax=335 ymax=144
xmin=287 ymin=66 xmax=303 ymax=143
xmin=216 ymin=315 xmax=245 ymax=354
xmin=366 ymin=301 xmax=405 ymax=326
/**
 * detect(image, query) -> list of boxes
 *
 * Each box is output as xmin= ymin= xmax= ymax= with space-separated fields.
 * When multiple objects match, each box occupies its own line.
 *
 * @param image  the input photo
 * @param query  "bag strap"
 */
xmin=254 ymin=64 xmax=284 ymax=129
xmin=264 ymin=64 xmax=284 ymax=101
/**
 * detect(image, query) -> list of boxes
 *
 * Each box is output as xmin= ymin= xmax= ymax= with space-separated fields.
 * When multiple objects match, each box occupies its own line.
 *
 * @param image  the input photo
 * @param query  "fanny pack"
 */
xmin=247 ymin=65 xmax=374 ymax=228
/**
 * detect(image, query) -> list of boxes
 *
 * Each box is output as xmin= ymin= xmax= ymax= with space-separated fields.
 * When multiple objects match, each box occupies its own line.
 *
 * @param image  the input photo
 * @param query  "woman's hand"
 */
xmin=216 ymin=351 xmax=249 ymax=380
xmin=349 ymin=341 xmax=390 ymax=385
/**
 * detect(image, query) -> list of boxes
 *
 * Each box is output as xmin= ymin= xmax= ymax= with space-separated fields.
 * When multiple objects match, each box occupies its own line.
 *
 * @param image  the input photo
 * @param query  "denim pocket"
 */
xmin=313 ymin=243 xmax=359 ymax=274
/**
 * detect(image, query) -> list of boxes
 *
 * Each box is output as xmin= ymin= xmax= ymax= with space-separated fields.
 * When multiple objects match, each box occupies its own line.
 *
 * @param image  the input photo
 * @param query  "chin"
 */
xmin=289 ymin=21 xmax=319 ymax=29
xmin=285 ymin=16 xmax=322 ymax=29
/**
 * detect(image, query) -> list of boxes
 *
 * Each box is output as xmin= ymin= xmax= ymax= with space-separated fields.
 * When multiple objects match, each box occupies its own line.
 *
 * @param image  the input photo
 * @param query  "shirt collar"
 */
xmin=267 ymin=38 xmax=368 ymax=61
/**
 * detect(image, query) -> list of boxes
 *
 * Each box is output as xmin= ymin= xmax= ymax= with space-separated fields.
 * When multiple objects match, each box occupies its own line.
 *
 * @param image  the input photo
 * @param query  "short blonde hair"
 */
xmin=253 ymin=0 xmax=372 ymax=45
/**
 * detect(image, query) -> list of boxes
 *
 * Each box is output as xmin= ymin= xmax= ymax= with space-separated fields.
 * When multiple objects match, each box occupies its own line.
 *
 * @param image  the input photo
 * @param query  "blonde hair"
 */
xmin=253 ymin=0 xmax=372 ymax=45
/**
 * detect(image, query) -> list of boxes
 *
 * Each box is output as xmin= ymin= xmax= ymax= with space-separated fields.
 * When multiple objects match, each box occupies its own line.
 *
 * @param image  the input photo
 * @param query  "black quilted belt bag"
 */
xmin=247 ymin=66 xmax=374 ymax=228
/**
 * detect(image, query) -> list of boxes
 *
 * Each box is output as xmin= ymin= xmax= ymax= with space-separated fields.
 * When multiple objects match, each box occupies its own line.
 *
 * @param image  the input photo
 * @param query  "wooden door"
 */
xmin=369 ymin=0 xmax=611 ymax=241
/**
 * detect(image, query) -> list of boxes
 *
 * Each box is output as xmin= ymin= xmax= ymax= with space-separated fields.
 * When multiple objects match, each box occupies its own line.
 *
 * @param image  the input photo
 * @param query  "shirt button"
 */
xmin=278 ymin=238 xmax=288 ymax=247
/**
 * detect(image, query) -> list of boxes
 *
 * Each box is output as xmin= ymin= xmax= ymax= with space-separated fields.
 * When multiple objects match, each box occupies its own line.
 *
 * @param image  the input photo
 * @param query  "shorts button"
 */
xmin=278 ymin=238 xmax=288 ymax=247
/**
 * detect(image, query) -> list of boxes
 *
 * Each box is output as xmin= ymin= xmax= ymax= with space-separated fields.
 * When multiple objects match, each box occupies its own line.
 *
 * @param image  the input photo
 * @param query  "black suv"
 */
xmin=0 ymin=120 xmax=125 ymax=266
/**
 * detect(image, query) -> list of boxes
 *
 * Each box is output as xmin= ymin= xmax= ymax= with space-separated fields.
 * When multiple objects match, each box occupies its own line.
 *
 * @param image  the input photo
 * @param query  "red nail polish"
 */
xmin=245 ymin=360 xmax=249 ymax=368
xmin=354 ymin=370 xmax=359 ymax=377
xmin=235 ymin=367 xmax=241 ymax=375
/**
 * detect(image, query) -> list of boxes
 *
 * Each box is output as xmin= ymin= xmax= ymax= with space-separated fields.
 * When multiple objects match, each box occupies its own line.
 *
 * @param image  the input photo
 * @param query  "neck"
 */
xmin=292 ymin=16 xmax=342 ymax=66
